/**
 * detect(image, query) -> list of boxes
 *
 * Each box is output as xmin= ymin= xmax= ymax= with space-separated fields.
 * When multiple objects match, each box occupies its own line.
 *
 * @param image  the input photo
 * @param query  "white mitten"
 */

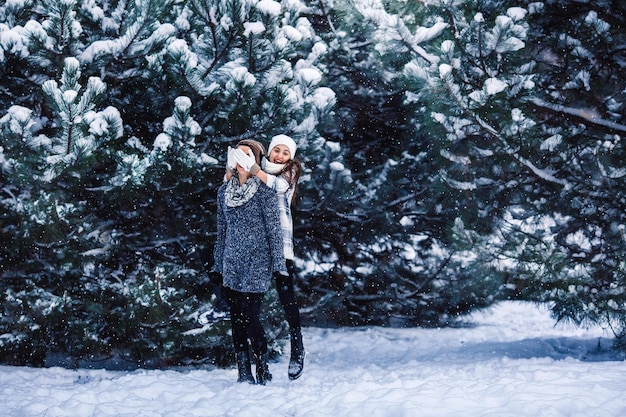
xmin=234 ymin=148 xmax=256 ymax=172
xmin=226 ymin=146 xmax=237 ymax=170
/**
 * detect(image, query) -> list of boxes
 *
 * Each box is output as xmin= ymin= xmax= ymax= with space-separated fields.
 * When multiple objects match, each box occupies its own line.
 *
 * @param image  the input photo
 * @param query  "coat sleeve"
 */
xmin=265 ymin=173 xmax=291 ymax=195
xmin=262 ymin=187 xmax=287 ymax=273
xmin=211 ymin=187 xmax=226 ymax=274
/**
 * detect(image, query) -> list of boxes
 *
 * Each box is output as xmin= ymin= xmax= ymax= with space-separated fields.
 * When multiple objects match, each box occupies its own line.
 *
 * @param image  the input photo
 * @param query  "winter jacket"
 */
xmin=213 ymin=177 xmax=286 ymax=293
xmin=265 ymin=170 xmax=295 ymax=260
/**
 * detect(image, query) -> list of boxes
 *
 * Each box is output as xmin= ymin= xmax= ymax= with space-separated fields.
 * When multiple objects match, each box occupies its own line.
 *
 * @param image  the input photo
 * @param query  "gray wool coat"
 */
xmin=212 ymin=178 xmax=286 ymax=293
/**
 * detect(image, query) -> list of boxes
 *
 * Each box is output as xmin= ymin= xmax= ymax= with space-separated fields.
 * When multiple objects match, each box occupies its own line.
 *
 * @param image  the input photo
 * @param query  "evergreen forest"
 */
xmin=1 ymin=0 xmax=625 ymax=368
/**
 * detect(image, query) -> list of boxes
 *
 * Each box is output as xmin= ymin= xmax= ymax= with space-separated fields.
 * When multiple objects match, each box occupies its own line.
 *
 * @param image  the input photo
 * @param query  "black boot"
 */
xmin=288 ymin=330 xmax=305 ymax=380
xmin=236 ymin=351 xmax=255 ymax=384
xmin=254 ymin=352 xmax=272 ymax=385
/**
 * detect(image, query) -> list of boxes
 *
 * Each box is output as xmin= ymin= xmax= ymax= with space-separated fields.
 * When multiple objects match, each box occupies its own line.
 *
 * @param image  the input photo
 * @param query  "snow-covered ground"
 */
xmin=1 ymin=301 xmax=624 ymax=417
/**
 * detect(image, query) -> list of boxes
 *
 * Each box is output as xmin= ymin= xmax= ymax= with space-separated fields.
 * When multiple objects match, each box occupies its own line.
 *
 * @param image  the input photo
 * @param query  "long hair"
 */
xmin=280 ymin=158 xmax=302 ymax=206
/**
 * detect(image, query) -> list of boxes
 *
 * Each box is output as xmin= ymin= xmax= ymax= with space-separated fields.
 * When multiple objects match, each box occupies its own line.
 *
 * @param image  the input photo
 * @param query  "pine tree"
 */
xmin=495 ymin=0 xmax=626 ymax=342
xmin=4 ymin=0 xmax=623 ymax=366
xmin=0 ymin=57 xmax=123 ymax=364
xmin=360 ymin=0 xmax=626 ymax=342
xmin=92 ymin=95 xmax=230 ymax=365
xmin=1 ymin=0 xmax=335 ymax=366
xmin=292 ymin=0 xmax=504 ymax=326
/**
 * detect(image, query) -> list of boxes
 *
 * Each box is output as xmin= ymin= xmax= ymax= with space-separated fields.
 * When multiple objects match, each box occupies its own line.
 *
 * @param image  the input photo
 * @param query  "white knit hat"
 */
xmin=268 ymin=134 xmax=297 ymax=158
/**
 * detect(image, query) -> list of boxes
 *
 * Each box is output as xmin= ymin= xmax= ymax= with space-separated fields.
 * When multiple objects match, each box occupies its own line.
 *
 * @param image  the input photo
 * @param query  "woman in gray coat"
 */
xmin=212 ymin=139 xmax=286 ymax=385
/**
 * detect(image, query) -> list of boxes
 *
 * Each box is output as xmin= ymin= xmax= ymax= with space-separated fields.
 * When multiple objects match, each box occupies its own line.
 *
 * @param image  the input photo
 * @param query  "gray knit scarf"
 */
xmin=225 ymin=176 xmax=260 ymax=207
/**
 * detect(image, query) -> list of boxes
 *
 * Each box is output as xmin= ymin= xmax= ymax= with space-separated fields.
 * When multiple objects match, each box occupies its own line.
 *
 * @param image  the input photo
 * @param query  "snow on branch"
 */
xmin=355 ymin=0 xmax=445 ymax=64
xmin=528 ymin=98 xmax=626 ymax=134
xmin=438 ymin=69 xmax=569 ymax=188
xmin=472 ymin=111 xmax=569 ymax=188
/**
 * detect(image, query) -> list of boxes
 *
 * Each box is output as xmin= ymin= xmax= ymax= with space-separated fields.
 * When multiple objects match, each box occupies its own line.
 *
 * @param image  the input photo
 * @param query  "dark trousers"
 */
xmin=274 ymin=260 xmax=302 ymax=334
xmin=222 ymin=287 xmax=267 ymax=356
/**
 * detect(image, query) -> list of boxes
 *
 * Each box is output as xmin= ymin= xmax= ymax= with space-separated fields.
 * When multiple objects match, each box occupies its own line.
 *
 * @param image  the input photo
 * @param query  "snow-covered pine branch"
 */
xmin=528 ymin=98 xmax=626 ymax=135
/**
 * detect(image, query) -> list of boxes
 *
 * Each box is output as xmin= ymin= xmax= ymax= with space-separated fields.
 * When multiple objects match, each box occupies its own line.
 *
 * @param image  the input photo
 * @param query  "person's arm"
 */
xmin=254 ymin=168 xmax=268 ymax=185
xmin=211 ymin=188 xmax=226 ymax=274
xmin=232 ymin=148 xmax=290 ymax=193
xmin=257 ymin=170 xmax=290 ymax=194
xmin=261 ymin=188 xmax=287 ymax=274
xmin=224 ymin=147 xmax=236 ymax=182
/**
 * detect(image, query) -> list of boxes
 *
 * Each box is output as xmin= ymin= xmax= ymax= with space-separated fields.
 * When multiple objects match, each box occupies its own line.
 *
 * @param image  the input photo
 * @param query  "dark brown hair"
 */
xmin=279 ymin=159 xmax=302 ymax=206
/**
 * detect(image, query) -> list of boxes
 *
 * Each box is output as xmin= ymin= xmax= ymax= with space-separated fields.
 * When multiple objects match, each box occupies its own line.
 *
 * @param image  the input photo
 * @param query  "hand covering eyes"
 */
xmin=233 ymin=148 xmax=256 ymax=172
xmin=226 ymin=146 xmax=237 ymax=170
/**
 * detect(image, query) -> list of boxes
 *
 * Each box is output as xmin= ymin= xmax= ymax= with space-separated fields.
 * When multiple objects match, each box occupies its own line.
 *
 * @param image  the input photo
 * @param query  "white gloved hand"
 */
xmin=226 ymin=146 xmax=237 ymax=170
xmin=234 ymin=148 xmax=256 ymax=172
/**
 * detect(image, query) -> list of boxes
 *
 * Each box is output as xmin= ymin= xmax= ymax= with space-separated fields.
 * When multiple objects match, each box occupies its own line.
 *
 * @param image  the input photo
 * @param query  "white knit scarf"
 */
xmin=225 ymin=176 xmax=260 ymax=207
xmin=262 ymin=158 xmax=285 ymax=174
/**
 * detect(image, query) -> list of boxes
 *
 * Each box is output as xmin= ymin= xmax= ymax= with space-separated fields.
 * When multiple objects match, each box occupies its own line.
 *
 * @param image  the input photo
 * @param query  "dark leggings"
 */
xmin=222 ymin=287 xmax=267 ymax=356
xmin=274 ymin=260 xmax=302 ymax=334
